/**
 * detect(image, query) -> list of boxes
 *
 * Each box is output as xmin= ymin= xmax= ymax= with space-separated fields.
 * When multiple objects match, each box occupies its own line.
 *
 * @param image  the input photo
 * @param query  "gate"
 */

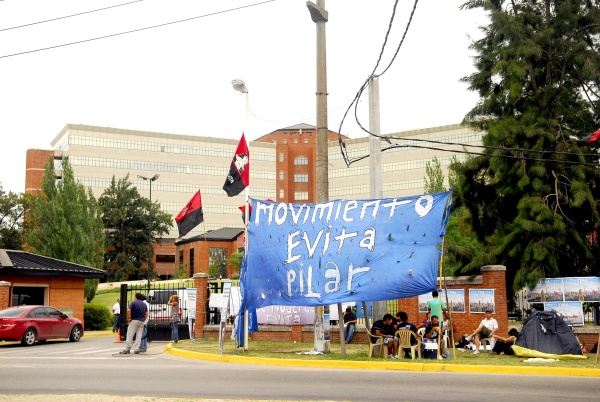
xmin=118 ymin=283 xmax=192 ymax=342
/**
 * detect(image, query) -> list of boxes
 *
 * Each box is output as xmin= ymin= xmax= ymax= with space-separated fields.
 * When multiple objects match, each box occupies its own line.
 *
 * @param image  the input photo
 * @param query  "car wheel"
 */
xmin=69 ymin=325 xmax=82 ymax=342
xmin=21 ymin=328 xmax=36 ymax=346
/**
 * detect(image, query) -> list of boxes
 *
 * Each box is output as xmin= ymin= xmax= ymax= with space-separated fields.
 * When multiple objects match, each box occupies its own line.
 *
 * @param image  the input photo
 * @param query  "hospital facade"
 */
xmin=25 ymin=123 xmax=482 ymax=279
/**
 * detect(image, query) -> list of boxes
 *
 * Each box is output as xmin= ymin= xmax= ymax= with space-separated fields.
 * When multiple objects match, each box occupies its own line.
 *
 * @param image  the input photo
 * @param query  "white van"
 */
xmin=148 ymin=289 xmax=188 ymax=323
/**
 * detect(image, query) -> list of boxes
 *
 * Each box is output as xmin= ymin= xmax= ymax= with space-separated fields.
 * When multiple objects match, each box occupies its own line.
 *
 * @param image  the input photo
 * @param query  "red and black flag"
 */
xmin=577 ymin=128 xmax=600 ymax=146
xmin=223 ymin=133 xmax=250 ymax=197
xmin=175 ymin=190 xmax=203 ymax=237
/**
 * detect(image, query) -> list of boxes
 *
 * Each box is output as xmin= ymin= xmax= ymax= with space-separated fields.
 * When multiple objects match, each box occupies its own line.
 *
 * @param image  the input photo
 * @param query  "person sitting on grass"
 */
xmin=492 ymin=328 xmax=519 ymax=355
xmin=371 ymin=313 xmax=398 ymax=359
xmin=466 ymin=309 xmax=498 ymax=354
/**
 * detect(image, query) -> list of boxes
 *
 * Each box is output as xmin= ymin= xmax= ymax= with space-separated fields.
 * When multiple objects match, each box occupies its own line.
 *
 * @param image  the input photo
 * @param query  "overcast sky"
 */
xmin=0 ymin=0 xmax=488 ymax=194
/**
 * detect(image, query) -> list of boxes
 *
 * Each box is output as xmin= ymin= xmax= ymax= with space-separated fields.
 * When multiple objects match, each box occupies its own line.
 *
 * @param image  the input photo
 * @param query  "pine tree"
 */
xmin=454 ymin=0 xmax=600 ymax=292
xmin=26 ymin=158 xmax=105 ymax=301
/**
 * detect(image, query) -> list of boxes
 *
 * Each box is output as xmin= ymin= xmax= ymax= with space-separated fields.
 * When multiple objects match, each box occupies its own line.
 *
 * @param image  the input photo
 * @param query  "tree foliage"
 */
xmin=453 ymin=0 xmax=600 ymax=292
xmin=98 ymin=175 xmax=172 ymax=281
xmin=25 ymin=158 xmax=105 ymax=302
xmin=0 ymin=185 xmax=26 ymax=250
xmin=424 ymin=157 xmax=446 ymax=194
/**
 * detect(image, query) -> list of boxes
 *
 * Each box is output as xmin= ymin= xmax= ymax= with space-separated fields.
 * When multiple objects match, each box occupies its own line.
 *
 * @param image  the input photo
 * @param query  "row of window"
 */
xmin=68 ymin=135 xmax=276 ymax=162
xmin=278 ymin=139 xmax=310 ymax=145
xmin=327 ymin=131 xmax=483 ymax=160
xmin=328 ymin=154 xmax=467 ymax=178
xmin=70 ymin=156 xmax=276 ymax=180
xmin=328 ymin=179 xmax=432 ymax=198
xmin=78 ymin=177 xmax=276 ymax=199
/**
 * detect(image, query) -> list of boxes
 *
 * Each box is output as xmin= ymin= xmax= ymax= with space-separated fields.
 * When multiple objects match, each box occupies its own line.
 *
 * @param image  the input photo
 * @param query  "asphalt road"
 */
xmin=0 ymin=336 xmax=599 ymax=401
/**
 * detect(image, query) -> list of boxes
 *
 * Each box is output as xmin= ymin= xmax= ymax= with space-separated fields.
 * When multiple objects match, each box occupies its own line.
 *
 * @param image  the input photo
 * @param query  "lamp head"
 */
xmin=231 ymin=79 xmax=248 ymax=94
xmin=150 ymin=174 xmax=160 ymax=181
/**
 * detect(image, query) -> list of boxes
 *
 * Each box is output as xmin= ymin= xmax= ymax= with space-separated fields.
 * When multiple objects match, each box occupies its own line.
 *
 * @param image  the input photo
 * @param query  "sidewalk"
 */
xmin=86 ymin=331 xmax=600 ymax=377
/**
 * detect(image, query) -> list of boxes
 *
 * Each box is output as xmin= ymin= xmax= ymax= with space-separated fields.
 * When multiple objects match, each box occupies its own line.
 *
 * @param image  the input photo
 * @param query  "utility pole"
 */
xmin=369 ymin=77 xmax=387 ymax=323
xmin=306 ymin=0 xmax=329 ymax=354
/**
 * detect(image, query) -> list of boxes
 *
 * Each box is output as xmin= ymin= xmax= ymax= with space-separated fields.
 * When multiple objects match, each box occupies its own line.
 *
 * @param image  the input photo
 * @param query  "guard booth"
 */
xmin=118 ymin=283 xmax=196 ymax=342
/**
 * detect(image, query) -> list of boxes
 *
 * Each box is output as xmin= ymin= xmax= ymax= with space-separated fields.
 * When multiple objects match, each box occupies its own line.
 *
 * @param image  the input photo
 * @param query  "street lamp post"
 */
xmin=138 ymin=174 xmax=160 ymax=291
xmin=231 ymin=78 xmax=250 ymax=351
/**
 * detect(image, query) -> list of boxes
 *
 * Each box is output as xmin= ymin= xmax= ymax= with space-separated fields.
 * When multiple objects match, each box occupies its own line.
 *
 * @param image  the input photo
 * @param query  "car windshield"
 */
xmin=0 ymin=307 xmax=26 ymax=318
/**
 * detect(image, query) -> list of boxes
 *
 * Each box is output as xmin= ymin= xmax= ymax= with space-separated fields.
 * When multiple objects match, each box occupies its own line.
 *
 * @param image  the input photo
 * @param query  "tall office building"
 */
xmin=25 ymin=122 xmax=482 ymax=278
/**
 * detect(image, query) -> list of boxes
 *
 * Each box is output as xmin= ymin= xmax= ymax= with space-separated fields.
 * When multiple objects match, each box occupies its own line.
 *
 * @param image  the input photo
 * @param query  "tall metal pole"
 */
xmin=232 ymin=79 xmax=251 ymax=352
xmin=369 ymin=77 xmax=387 ymax=323
xmin=307 ymin=0 xmax=329 ymax=354
xmin=138 ymin=174 xmax=160 ymax=291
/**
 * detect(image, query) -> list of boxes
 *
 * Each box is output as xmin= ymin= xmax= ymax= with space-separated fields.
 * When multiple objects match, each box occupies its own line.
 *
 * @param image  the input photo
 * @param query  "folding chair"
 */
xmin=396 ymin=329 xmax=422 ymax=360
xmin=365 ymin=326 xmax=388 ymax=358
xmin=417 ymin=327 xmax=426 ymax=340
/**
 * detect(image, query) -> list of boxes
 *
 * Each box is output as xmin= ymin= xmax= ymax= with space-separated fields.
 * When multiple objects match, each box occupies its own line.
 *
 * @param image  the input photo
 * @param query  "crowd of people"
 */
xmin=363 ymin=291 xmax=519 ymax=359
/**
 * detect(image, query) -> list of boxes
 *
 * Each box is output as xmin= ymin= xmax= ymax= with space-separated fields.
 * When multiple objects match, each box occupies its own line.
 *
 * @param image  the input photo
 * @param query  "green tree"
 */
xmin=228 ymin=251 xmax=243 ymax=277
xmin=453 ymin=1 xmax=600 ymax=292
xmin=423 ymin=157 xmax=446 ymax=194
xmin=26 ymin=158 xmax=105 ymax=302
xmin=0 ymin=185 xmax=26 ymax=250
xmin=98 ymin=175 xmax=172 ymax=281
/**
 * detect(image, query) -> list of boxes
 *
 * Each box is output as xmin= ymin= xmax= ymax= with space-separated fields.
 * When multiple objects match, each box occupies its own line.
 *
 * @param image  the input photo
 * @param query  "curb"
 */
xmin=165 ymin=344 xmax=600 ymax=377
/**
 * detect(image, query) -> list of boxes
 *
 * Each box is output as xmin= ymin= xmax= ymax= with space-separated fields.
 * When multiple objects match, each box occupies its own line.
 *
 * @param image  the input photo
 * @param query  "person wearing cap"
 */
xmin=112 ymin=298 xmax=121 ymax=332
xmin=465 ymin=309 xmax=498 ymax=354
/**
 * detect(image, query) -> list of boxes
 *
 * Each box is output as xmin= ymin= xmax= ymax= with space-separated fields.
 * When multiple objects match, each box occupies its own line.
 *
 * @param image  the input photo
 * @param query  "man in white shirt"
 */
xmin=466 ymin=309 xmax=498 ymax=354
xmin=112 ymin=298 xmax=121 ymax=333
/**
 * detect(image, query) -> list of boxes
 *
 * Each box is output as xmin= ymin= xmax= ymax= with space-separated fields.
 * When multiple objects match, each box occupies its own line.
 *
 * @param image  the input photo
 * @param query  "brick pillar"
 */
xmin=481 ymin=265 xmax=508 ymax=335
xmin=0 ymin=281 xmax=10 ymax=310
xmin=193 ymin=273 xmax=209 ymax=338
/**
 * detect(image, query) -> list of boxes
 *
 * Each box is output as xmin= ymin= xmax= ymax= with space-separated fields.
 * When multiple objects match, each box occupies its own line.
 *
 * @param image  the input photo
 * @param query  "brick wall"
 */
xmin=193 ymin=272 xmax=209 ymax=337
xmin=0 ymin=281 xmax=10 ymax=310
xmin=25 ymin=149 xmax=54 ymax=194
xmin=396 ymin=265 xmax=509 ymax=338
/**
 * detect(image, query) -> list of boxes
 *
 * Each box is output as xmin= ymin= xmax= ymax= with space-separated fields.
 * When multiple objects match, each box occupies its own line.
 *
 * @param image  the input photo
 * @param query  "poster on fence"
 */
xmin=544 ymin=301 xmax=584 ymax=326
xmin=527 ymin=278 xmax=564 ymax=303
xmin=418 ymin=290 xmax=465 ymax=313
xmin=563 ymin=277 xmax=600 ymax=302
xmin=469 ymin=289 xmax=495 ymax=313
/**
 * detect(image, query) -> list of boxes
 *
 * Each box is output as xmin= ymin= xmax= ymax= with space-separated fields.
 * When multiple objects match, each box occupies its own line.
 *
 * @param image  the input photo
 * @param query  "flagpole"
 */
xmin=243 ymin=187 xmax=249 ymax=352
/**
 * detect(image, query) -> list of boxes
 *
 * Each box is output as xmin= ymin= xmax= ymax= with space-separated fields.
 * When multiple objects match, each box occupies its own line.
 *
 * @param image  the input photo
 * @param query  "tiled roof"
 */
xmin=0 ymin=250 xmax=106 ymax=279
xmin=175 ymin=227 xmax=244 ymax=245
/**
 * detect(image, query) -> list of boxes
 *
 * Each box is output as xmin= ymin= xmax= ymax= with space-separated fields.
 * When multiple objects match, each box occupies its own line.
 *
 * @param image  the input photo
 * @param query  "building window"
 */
xmin=294 ymin=174 xmax=308 ymax=183
xmin=304 ymin=139 xmax=309 ymax=144
xmin=156 ymin=254 xmax=175 ymax=263
xmin=279 ymin=189 xmax=284 ymax=199
xmin=294 ymin=139 xmax=298 ymax=144
xmin=189 ymin=248 xmax=194 ymax=276
xmin=179 ymin=251 xmax=183 ymax=264
xmin=295 ymin=191 xmax=309 ymax=201
xmin=283 ymin=140 xmax=287 ymax=144
xmin=279 ymin=152 xmax=284 ymax=162
xmin=294 ymin=156 xmax=308 ymax=165
xmin=279 ymin=170 xmax=284 ymax=180
xmin=209 ymin=248 xmax=227 ymax=278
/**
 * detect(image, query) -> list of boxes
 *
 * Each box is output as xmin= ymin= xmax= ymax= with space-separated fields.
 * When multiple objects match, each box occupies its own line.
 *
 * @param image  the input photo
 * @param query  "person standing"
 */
xmin=139 ymin=295 xmax=150 ymax=353
xmin=119 ymin=293 xmax=148 ymax=355
xmin=168 ymin=294 xmax=181 ymax=343
xmin=112 ymin=298 xmax=121 ymax=333
xmin=426 ymin=290 xmax=447 ymax=325
xmin=343 ymin=306 xmax=357 ymax=344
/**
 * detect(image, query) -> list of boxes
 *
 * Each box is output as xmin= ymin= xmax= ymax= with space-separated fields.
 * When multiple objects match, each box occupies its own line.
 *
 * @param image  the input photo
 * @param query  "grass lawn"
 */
xmin=90 ymin=288 xmax=121 ymax=311
xmin=172 ymin=339 xmax=600 ymax=369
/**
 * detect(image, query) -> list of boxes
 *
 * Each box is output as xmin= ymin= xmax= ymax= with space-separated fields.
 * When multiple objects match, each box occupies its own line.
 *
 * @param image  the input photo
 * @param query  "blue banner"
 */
xmin=241 ymin=192 xmax=452 ymax=310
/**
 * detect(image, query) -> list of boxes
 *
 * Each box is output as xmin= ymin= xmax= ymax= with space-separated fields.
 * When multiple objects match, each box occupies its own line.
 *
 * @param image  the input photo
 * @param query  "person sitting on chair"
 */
xmin=424 ymin=315 xmax=447 ymax=360
xmin=343 ymin=306 xmax=357 ymax=344
xmin=466 ymin=309 xmax=498 ymax=354
xmin=371 ymin=313 xmax=398 ymax=359
xmin=395 ymin=311 xmax=420 ymax=358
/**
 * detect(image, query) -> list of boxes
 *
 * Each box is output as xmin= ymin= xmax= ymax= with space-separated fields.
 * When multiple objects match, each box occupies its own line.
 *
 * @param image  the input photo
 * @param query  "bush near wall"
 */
xmin=84 ymin=303 xmax=112 ymax=330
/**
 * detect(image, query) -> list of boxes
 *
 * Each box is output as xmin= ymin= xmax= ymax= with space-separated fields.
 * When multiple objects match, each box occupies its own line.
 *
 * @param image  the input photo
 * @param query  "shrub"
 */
xmin=84 ymin=303 xmax=112 ymax=330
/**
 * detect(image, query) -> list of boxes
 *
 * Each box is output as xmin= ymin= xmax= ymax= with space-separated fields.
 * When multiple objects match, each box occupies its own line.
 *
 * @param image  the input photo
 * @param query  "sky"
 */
xmin=0 ymin=0 xmax=488 ymax=194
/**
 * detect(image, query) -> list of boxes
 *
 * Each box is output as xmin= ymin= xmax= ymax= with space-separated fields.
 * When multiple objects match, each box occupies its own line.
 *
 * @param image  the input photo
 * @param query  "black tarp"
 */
xmin=513 ymin=309 xmax=583 ymax=357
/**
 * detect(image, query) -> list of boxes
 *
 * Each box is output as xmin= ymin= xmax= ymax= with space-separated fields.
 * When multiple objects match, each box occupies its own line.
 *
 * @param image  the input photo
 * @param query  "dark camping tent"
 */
xmin=512 ymin=309 xmax=586 ymax=360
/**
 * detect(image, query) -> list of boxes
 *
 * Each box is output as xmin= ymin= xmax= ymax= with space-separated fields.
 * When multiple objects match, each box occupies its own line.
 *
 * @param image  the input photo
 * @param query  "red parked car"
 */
xmin=0 ymin=305 xmax=84 ymax=346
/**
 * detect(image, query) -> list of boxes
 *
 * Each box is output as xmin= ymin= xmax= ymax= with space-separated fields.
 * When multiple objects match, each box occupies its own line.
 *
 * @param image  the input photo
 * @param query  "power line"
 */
xmin=0 ymin=0 xmax=276 ymax=59
xmin=0 ymin=0 xmax=144 ymax=32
